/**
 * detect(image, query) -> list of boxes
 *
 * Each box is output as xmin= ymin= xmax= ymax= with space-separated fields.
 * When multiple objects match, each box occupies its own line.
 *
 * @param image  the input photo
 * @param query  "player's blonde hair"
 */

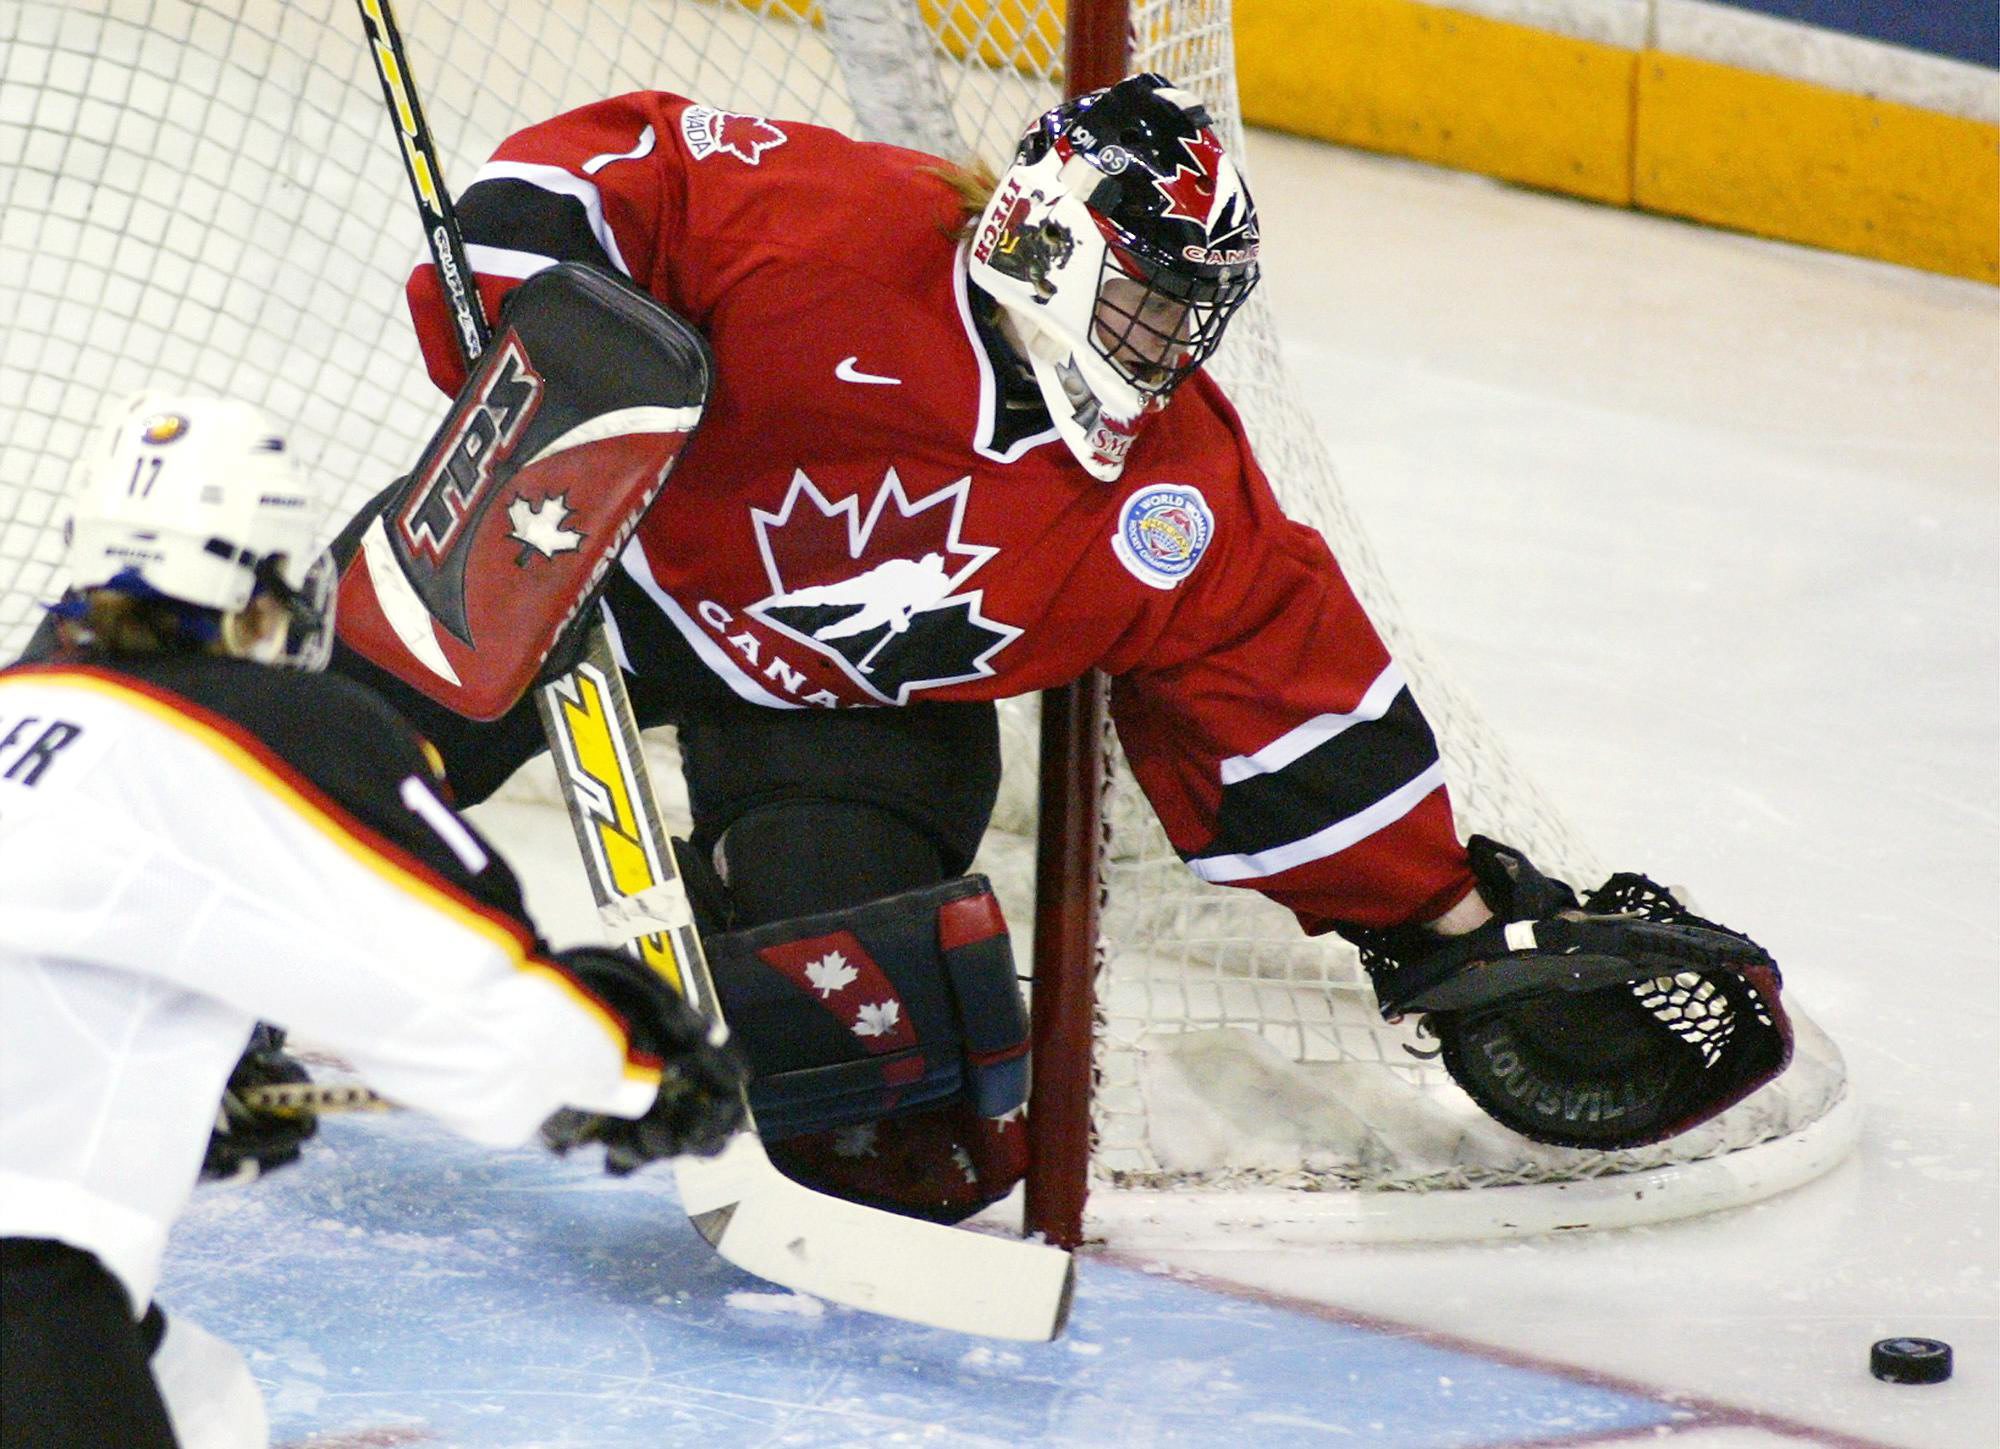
xmin=919 ymin=158 xmax=1001 ymax=238
xmin=55 ymin=590 xmax=204 ymax=656
xmin=56 ymin=588 xmax=275 ymax=659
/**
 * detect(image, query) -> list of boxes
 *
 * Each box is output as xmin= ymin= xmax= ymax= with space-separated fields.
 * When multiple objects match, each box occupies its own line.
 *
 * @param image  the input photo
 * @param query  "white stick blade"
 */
xmin=676 ymin=1136 xmax=1074 ymax=1341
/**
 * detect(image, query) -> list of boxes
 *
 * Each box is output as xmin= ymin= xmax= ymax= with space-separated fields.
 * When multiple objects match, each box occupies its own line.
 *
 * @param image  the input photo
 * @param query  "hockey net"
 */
xmin=0 ymin=0 xmax=1854 ymax=1246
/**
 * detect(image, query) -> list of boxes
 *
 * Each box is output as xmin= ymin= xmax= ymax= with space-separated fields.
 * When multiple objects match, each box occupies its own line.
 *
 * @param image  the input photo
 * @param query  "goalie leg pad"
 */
xmin=678 ymin=694 xmax=1003 ymax=912
xmin=705 ymin=875 xmax=1028 ymax=1143
xmin=766 ymin=1103 xmax=1028 ymax=1226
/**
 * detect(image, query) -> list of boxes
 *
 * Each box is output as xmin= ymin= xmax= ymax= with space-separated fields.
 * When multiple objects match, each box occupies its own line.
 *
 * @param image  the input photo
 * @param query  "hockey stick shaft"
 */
xmin=352 ymin=5 xmax=1072 ymax=1340
xmin=354 ymin=0 xmax=705 ymax=995
xmin=354 ymin=0 xmax=487 ymax=366
xmin=351 ymin=4 xmax=708 ymax=1008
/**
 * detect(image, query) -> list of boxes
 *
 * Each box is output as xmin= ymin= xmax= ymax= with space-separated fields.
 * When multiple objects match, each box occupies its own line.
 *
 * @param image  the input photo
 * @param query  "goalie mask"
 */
xmin=62 ymin=393 xmax=336 ymax=669
xmin=968 ymin=73 xmax=1261 ymax=481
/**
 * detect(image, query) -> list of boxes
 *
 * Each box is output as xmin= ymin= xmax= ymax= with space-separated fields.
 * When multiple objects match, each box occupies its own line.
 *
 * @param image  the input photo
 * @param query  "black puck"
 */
xmin=1870 ymin=1337 xmax=1952 ymax=1384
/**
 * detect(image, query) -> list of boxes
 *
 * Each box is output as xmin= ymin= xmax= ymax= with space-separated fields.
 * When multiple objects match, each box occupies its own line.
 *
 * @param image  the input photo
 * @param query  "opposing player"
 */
xmin=332 ymin=74 xmax=1791 ymax=1217
xmin=0 ymin=395 xmax=745 ymax=1448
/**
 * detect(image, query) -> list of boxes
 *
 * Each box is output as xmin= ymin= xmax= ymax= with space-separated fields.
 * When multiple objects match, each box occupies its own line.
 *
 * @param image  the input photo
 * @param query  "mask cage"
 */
xmin=1089 ymin=244 xmax=1258 ymax=404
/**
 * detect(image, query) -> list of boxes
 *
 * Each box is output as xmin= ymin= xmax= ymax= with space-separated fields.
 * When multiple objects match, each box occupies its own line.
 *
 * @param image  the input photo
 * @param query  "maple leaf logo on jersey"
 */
xmin=680 ymin=105 xmax=787 ymax=165
xmin=506 ymin=492 xmax=582 ymax=562
xmin=1155 ymin=127 xmax=1227 ymax=226
xmin=749 ymin=469 xmax=1021 ymax=704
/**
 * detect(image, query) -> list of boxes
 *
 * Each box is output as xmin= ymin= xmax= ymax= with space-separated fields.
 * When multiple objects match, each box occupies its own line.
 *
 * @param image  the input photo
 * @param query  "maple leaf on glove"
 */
xmin=806 ymin=950 xmax=859 ymax=997
xmin=852 ymin=1000 xmax=902 ymax=1038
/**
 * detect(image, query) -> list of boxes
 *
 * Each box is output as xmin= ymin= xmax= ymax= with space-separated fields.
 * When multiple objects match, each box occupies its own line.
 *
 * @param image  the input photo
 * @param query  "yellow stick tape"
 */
xmin=550 ymin=666 xmax=688 ymax=995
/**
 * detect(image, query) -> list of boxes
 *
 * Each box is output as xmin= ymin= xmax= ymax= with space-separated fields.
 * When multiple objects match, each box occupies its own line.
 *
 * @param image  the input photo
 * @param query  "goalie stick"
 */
xmin=352 ymin=0 xmax=1074 ymax=1340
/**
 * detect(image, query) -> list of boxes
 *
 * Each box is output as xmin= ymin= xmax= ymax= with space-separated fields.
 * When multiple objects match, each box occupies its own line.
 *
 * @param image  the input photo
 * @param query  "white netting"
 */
xmin=0 ymin=0 xmax=1852 ymax=1237
xmin=0 ymin=0 xmax=1058 ymax=633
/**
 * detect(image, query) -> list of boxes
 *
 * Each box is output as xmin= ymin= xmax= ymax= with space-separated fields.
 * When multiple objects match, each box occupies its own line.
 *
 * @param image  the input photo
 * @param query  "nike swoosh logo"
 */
xmin=835 ymin=356 xmax=902 ymax=386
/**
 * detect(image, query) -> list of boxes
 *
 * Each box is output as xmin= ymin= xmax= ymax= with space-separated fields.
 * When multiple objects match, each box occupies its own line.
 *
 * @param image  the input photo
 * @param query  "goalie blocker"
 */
xmin=336 ymin=262 xmax=711 ymax=720
xmin=1346 ymin=837 xmax=1794 ymax=1151
xmin=702 ymin=875 xmax=1031 ymax=1224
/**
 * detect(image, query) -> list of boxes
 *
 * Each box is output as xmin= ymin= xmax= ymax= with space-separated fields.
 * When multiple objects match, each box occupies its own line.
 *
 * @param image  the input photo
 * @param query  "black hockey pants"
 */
xmin=0 ymin=1239 xmax=178 ymax=1449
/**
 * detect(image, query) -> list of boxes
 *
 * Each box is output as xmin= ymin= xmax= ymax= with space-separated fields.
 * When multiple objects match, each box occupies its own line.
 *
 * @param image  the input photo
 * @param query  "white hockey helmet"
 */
xmin=62 ymin=393 xmax=336 ymax=668
xmin=967 ymin=73 xmax=1261 ymax=480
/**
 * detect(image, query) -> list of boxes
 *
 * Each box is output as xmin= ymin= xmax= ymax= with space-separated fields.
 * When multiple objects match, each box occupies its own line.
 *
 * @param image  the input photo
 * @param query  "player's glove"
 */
xmin=201 ymin=1024 xmax=319 ymax=1184
xmin=539 ymin=945 xmax=748 ymax=1173
xmin=1344 ymin=837 xmax=1793 ymax=1150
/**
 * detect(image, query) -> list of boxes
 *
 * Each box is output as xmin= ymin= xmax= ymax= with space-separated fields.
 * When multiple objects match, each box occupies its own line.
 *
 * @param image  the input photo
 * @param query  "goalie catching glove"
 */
xmin=1346 ymin=836 xmax=1793 ymax=1151
xmin=539 ymin=946 xmax=749 ymax=1172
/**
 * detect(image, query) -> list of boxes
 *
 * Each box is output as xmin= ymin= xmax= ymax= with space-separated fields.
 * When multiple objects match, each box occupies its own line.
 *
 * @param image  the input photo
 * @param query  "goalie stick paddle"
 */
xmin=354 ymin=0 xmax=1074 ymax=1340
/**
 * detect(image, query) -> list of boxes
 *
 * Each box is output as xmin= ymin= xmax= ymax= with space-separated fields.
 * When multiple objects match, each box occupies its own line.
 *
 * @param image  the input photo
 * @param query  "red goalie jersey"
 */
xmin=406 ymin=92 xmax=1475 ymax=934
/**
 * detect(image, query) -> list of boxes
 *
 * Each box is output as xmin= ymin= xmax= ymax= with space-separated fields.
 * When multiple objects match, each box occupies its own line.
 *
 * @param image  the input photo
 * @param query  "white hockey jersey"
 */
xmin=0 ymin=654 xmax=659 ymax=1310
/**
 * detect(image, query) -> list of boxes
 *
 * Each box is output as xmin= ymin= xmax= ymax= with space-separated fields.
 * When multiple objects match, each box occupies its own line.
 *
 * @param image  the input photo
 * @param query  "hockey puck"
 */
xmin=1869 ymin=1338 xmax=1952 ymax=1384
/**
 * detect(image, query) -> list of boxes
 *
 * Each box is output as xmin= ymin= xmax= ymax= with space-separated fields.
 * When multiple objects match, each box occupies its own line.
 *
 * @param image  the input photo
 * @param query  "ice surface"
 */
xmin=1149 ymin=132 xmax=1997 ymax=1449
xmin=156 ymin=131 xmax=1997 ymax=1447
xmin=164 ymin=1110 xmax=1704 ymax=1447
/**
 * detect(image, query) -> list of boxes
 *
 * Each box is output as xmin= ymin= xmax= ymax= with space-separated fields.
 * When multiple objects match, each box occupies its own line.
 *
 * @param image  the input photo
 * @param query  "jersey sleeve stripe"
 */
xmin=1 ymin=668 xmax=662 ymax=1086
xmin=461 ymin=167 xmax=633 ymax=277
xmin=518 ymin=959 xmax=663 ymax=1077
xmin=464 ymin=242 xmax=560 ymax=280
xmin=7 ymin=666 xmax=527 ymax=950
xmin=1187 ymin=760 xmax=1449 ymax=883
xmin=1200 ymin=684 xmax=1442 ymax=858
xmin=1217 ymin=662 xmax=1407 ymax=785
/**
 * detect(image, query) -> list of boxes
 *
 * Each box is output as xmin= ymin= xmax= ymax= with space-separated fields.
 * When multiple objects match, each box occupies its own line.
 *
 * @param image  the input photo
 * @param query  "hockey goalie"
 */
xmin=332 ymin=74 xmax=1793 ymax=1220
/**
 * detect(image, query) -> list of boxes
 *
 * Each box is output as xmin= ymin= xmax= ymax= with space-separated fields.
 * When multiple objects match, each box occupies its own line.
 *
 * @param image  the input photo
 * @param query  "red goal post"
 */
xmin=1024 ymin=0 xmax=1124 ymax=1262
xmin=0 ymin=0 xmax=1856 ymax=1251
